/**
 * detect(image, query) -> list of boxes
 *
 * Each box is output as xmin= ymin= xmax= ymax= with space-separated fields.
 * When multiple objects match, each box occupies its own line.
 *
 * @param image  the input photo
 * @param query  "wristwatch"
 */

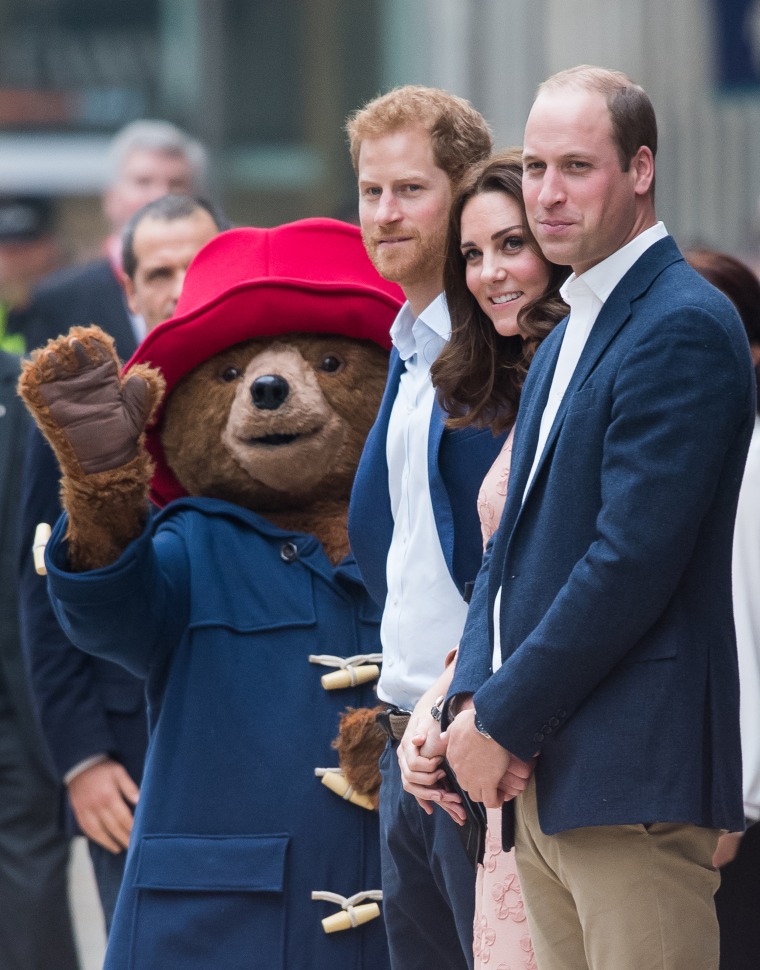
xmin=430 ymin=695 xmax=445 ymax=723
xmin=473 ymin=711 xmax=493 ymax=741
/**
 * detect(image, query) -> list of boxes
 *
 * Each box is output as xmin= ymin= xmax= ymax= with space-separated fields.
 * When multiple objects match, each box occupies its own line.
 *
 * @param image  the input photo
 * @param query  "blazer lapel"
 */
xmin=361 ymin=349 xmax=403 ymax=471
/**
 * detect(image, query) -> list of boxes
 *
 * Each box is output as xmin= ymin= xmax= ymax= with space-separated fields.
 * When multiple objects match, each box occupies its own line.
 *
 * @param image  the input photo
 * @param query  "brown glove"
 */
xmin=35 ymin=336 xmax=154 ymax=474
xmin=18 ymin=326 xmax=165 ymax=571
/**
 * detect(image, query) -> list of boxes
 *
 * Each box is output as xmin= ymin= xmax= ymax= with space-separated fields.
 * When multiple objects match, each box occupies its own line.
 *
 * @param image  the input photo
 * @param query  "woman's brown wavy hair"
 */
xmin=432 ymin=148 xmax=569 ymax=434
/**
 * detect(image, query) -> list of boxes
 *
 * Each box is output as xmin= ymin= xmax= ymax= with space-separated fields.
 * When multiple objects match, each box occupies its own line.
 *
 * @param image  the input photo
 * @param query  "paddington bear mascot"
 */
xmin=18 ymin=219 xmax=402 ymax=970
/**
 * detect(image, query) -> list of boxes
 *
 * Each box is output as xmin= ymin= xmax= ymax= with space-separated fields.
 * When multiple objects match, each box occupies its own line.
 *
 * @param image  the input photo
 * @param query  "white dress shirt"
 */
xmin=493 ymin=223 xmax=668 ymax=670
xmin=378 ymin=294 xmax=469 ymax=709
xmin=732 ymin=415 xmax=760 ymax=820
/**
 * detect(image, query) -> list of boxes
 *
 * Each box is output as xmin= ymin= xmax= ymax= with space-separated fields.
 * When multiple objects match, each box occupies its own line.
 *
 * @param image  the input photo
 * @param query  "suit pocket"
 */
xmin=129 ymin=834 xmax=289 ymax=970
xmin=565 ymin=385 xmax=599 ymax=413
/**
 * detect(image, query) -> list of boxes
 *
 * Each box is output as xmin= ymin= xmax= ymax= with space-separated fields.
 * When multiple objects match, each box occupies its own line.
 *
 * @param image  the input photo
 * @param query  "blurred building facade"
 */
xmin=1 ymin=0 xmax=759 ymax=259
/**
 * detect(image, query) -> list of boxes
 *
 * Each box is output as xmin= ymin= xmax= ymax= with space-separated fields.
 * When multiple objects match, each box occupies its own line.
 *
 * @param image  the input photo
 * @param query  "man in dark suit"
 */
xmin=18 ymin=189 xmax=220 ymax=932
xmin=0 ymin=349 xmax=79 ymax=970
xmin=446 ymin=66 xmax=755 ymax=970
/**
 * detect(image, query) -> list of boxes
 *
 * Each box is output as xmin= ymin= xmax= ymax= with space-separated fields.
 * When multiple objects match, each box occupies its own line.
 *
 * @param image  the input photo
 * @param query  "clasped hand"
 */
xmin=398 ymin=696 xmax=535 ymax=817
xmin=444 ymin=707 xmax=535 ymax=809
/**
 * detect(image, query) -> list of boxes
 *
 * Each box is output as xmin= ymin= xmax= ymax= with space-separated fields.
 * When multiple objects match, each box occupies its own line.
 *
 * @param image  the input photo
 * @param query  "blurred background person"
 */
xmin=120 ymin=193 xmax=227 ymax=332
xmin=684 ymin=247 xmax=760 ymax=970
xmin=23 ymin=119 xmax=207 ymax=360
xmin=1 ymin=345 xmax=79 ymax=970
xmin=0 ymin=195 xmax=62 ymax=354
xmin=18 ymin=191 xmax=225 ymax=934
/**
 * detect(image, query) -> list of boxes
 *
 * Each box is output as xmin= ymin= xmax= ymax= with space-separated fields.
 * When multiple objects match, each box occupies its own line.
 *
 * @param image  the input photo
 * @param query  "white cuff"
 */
xmin=64 ymin=754 xmax=109 ymax=786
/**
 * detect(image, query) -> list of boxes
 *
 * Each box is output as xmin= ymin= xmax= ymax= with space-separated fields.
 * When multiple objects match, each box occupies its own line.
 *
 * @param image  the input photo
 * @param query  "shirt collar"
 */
xmin=390 ymin=292 xmax=450 ymax=362
xmin=560 ymin=222 xmax=668 ymax=306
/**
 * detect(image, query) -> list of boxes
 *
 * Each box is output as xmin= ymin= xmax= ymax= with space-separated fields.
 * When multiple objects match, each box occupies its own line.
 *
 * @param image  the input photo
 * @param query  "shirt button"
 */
xmin=280 ymin=541 xmax=299 ymax=563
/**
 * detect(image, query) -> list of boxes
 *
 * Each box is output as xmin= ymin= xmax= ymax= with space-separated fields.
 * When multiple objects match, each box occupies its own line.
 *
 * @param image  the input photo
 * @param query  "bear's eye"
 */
xmin=220 ymin=366 xmax=243 ymax=383
xmin=319 ymin=355 xmax=343 ymax=374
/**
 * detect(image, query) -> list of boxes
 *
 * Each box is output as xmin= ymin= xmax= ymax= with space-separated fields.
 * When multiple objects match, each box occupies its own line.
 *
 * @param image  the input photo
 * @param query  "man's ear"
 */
xmin=631 ymin=146 xmax=655 ymax=197
xmin=121 ymin=271 xmax=139 ymax=317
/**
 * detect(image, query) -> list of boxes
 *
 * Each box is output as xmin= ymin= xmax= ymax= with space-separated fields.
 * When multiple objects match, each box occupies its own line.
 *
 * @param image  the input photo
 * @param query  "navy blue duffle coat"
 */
xmin=46 ymin=497 xmax=390 ymax=970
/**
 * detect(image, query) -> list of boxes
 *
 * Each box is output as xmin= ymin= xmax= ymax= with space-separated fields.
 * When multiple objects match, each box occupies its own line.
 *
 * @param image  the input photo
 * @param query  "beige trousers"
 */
xmin=514 ymin=776 xmax=721 ymax=970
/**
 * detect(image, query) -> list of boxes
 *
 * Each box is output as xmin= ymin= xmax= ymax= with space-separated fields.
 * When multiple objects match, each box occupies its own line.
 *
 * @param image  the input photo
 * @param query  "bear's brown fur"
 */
xmin=332 ymin=705 xmax=388 ymax=809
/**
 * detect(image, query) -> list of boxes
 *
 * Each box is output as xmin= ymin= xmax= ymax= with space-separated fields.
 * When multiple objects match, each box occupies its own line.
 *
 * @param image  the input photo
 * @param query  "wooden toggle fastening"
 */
xmin=33 ymin=523 xmax=51 ymax=576
xmin=315 ymin=768 xmax=375 ymax=811
xmin=308 ymin=653 xmax=382 ymax=690
xmin=311 ymin=889 xmax=383 ymax=933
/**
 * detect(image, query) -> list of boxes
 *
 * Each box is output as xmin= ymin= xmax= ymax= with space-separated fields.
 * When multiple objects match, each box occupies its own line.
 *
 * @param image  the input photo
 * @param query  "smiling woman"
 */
xmin=432 ymin=148 xmax=569 ymax=434
xmin=460 ymin=191 xmax=555 ymax=340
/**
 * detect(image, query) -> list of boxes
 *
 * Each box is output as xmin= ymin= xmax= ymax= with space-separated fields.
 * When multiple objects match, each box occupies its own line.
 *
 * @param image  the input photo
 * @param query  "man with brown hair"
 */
xmin=346 ymin=86 xmax=498 ymax=970
xmin=447 ymin=65 xmax=753 ymax=970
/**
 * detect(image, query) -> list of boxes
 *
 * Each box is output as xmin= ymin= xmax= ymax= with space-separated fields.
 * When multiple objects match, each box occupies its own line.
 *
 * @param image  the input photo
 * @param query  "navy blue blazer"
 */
xmin=17 ymin=263 xmax=145 ymax=819
xmin=349 ymin=348 xmax=506 ymax=606
xmin=452 ymin=237 xmax=755 ymax=838
xmin=18 ymin=430 xmax=148 ymax=802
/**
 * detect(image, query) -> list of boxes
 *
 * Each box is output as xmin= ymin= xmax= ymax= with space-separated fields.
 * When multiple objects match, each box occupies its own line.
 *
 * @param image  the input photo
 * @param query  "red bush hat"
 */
xmin=123 ymin=217 xmax=403 ymax=506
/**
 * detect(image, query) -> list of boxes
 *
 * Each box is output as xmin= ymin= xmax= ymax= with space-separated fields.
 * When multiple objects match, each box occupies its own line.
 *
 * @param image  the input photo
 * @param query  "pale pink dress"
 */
xmin=473 ymin=429 xmax=536 ymax=970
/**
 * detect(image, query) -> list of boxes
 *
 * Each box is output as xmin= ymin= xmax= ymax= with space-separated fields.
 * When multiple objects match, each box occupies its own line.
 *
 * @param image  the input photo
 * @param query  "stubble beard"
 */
xmin=362 ymin=223 xmax=447 ymax=290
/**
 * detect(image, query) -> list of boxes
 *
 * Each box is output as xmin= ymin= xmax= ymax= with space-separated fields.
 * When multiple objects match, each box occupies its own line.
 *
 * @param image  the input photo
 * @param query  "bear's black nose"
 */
xmin=251 ymin=374 xmax=290 ymax=410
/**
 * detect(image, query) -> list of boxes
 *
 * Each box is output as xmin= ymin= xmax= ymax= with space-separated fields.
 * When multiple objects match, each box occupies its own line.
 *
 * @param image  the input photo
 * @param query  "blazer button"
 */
xmin=549 ymin=717 xmax=560 ymax=728
xmin=280 ymin=541 xmax=299 ymax=563
xmin=532 ymin=732 xmax=544 ymax=744
xmin=541 ymin=724 xmax=551 ymax=735
xmin=557 ymin=709 xmax=567 ymax=719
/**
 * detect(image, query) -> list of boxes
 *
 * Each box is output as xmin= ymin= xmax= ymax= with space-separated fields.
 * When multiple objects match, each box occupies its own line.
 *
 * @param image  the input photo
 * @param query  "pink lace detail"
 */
xmin=477 ymin=430 xmax=515 ymax=548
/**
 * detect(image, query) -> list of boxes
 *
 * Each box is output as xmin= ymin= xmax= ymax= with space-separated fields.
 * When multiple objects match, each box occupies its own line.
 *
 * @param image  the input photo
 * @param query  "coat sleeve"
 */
xmin=474 ymin=303 xmax=755 ymax=760
xmin=44 ymin=507 xmax=190 ymax=681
